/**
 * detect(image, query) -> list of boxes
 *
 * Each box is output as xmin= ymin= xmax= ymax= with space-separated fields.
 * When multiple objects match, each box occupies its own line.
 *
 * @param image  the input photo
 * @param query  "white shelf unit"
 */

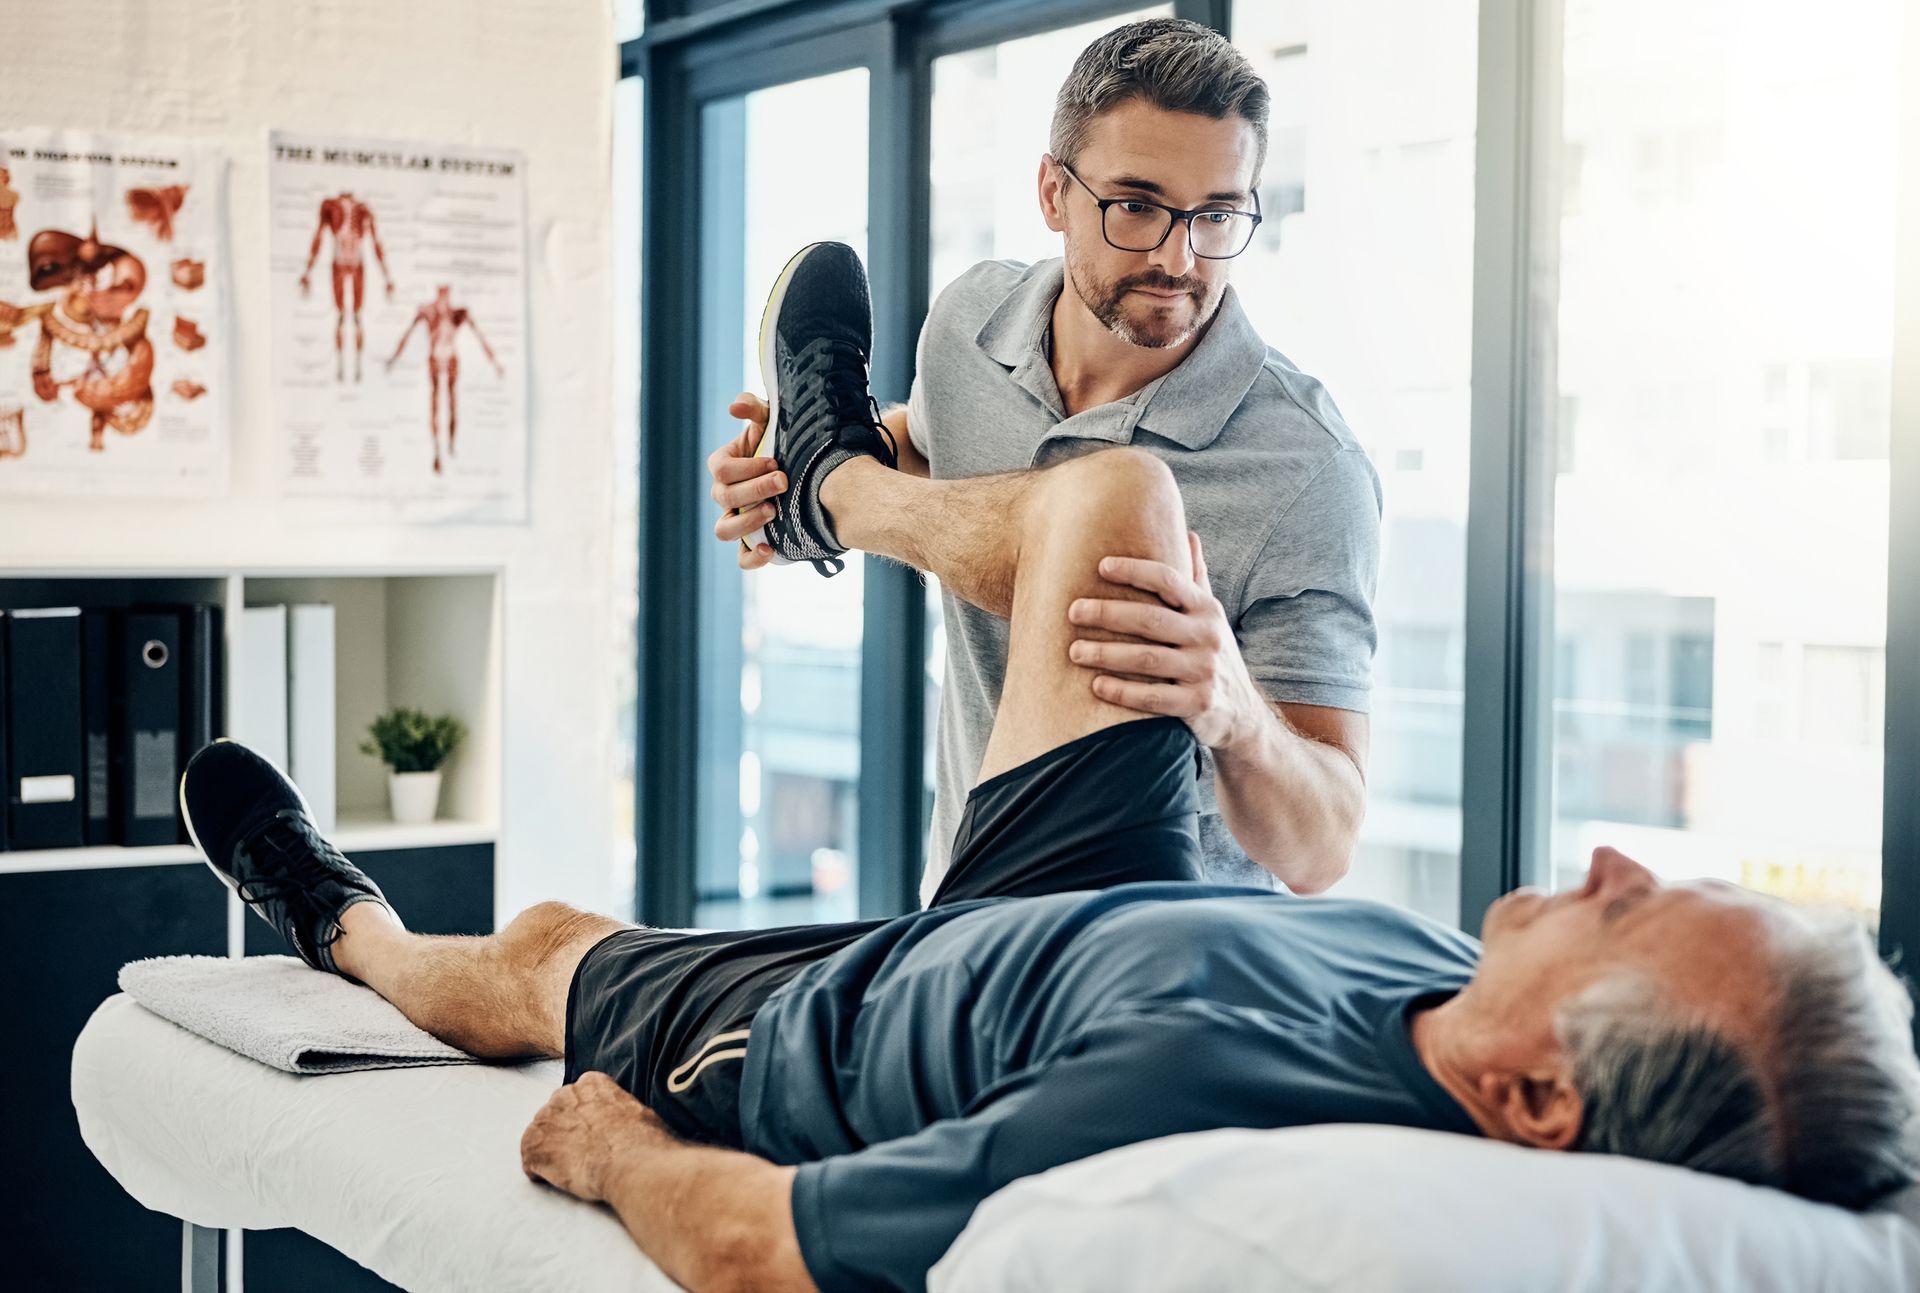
xmin=0 ymin=566 xmax=504 ymax=872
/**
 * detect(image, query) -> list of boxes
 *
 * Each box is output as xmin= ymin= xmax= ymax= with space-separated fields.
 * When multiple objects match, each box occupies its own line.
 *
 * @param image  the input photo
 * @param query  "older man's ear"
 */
xmin=1482 ymin=1067 xmax=1584 ymax=1151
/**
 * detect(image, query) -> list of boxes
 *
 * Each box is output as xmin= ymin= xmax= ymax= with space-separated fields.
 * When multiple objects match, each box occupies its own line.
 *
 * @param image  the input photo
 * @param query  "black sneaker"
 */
xmin=739 ymin=241 xmax=897 ymax=577
xmin=179 ymin=739 xmax=403 ymax=983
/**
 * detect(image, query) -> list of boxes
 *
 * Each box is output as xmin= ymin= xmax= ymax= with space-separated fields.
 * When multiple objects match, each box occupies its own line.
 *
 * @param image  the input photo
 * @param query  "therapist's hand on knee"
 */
xmin=709 ymin=393 xmax=783 ymax=570
xmin=520 ymin=1071 xmax=663 ymax=1203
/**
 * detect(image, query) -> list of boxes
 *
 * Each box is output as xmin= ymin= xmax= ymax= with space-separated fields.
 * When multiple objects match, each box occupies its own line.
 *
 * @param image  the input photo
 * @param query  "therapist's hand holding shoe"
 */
xmin=709 ymin=393 xmax=782 ymax=571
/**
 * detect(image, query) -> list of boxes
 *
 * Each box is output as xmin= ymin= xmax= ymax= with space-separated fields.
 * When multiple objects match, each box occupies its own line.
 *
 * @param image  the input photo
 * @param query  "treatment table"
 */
xmin=74 ymin=989 xmax=1920 ymax=1292
xmin=74 ymin=992 xmax=673 ymax=1291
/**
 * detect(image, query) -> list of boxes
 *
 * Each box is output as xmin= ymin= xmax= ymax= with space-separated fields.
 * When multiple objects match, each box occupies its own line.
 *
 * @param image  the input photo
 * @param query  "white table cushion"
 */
xmin=73 ymin=993 xmax=675 ymax=1293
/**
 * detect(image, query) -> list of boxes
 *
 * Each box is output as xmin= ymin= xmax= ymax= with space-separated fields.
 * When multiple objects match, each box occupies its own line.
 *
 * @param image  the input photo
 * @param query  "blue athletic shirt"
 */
xmin=736 ymin=884 xmax=1484 ymax=1292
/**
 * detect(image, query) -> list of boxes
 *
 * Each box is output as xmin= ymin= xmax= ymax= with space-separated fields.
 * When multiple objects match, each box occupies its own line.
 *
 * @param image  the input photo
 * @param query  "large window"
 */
xmin=694 ymin=69 xmax=871 ymax=928
xmin=1230 ymin=0 xmax=1480 ymax=923
xmin=922 ymin=7 xmax=1167 ymax=862
xmin=1539 ymin=0 xmax=1901 ymax=919
xmin=626 ymin=1 xmax=1915 ymax=950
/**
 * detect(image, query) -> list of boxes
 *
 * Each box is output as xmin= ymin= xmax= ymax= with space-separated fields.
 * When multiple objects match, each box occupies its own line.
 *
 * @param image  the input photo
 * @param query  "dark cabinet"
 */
xmin=0 ymin=863 xmax=227 ymax=1291
xmin=3 ymin=844 xmax=493 ymax=1292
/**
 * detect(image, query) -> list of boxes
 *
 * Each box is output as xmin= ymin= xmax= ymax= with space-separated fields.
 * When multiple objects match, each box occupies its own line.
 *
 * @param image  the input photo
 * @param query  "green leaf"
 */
xmin=362 ymin=707 xmax=467 ymax=773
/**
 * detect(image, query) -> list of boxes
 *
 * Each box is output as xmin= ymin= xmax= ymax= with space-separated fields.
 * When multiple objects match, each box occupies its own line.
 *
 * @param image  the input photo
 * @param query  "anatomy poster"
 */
xmin=0 ymin=129 xmax=229 ymax=496
xmin=269 ymin=131 xmax=528 ymax=522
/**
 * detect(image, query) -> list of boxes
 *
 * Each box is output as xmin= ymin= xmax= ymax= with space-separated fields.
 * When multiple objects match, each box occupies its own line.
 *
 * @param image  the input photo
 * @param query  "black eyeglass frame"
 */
xmin=1056 ymin=159 xmax=1264 ymax=260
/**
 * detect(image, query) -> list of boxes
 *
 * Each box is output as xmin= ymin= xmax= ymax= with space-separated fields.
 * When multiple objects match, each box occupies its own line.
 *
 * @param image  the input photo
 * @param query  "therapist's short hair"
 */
xmin=1558 ymin=915 xmax=1920 ymax=1208
xmin=1050 ymin=18 xmax=1270 ymax=183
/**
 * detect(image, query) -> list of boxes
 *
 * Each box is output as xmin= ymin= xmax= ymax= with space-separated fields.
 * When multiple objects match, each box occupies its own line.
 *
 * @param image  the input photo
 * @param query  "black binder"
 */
xmin=118 ymin=610 xmax=183 ymax=848
xmin=6 ymin=608 xmax=85 ymax=851
xmin=0 ymin=611 xmax=9 ymax=853
xmin=81 ymin=610 xmax=115 ymax=846
xmin=178 ymin=604 xmax=224 ymax=843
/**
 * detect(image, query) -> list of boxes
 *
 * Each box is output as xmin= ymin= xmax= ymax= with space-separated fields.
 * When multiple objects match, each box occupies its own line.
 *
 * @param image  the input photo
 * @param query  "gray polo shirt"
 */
xmin=909 ymin=258 xmax=1382 ymax=901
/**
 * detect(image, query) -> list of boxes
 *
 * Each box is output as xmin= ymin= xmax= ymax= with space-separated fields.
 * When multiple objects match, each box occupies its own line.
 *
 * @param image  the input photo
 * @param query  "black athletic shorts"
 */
xmin=563 ymin=715 xmax=1203 ymax=1147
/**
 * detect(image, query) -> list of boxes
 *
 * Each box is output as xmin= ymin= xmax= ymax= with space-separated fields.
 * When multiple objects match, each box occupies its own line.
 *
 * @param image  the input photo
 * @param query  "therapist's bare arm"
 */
xmin=709 ymin=395 xmax=927 ymax=571
xmin=522 ymin=1073 xmax=816 ymax=1292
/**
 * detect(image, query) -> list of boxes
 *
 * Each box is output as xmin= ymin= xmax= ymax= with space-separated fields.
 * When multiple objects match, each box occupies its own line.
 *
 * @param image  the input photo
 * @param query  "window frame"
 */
xmin=619 ymin=0 xmax=1920 ymax=1009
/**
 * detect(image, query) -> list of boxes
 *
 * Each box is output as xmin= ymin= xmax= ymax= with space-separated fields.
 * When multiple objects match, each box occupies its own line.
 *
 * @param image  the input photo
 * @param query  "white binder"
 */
xmin=287 ymin=604 xmax=337 ymax=833
xmin=236 ymin=606 xmax=290 ymax=777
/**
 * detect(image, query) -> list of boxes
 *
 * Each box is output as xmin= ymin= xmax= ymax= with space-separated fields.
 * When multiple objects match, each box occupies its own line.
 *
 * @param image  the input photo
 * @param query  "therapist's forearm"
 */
xmin=602 ymin=1141 xmax=815 ymax=1293
xmin=1213 ymin=708 xmax=1364 ymax=894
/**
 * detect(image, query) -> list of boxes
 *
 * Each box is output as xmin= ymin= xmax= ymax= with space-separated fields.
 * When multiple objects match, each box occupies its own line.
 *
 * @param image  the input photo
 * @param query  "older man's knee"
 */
xmin=1033 ymin=447 xmax=1186 ymax=558
xmin=501 ymin=901 xmax=618 ymax=973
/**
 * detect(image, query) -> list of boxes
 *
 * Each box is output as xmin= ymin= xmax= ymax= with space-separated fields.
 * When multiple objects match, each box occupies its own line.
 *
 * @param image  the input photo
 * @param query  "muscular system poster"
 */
xmin=269 ymin=131 xmax=528 ymax=522
xmin=0 ymin=129 xmax=229 ymax=496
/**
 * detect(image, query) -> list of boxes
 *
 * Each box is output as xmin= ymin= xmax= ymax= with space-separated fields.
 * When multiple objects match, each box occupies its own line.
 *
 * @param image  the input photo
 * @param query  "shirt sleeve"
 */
xmin=906 ymin=367 xmax=932 ymax=464
xmin=1234 ymin=447 xmax=1383 ymax=713
xmin=786 ymin=1011 xmax=1288 ymax=1292
xmin=904 ymin=274 xmax=951 ymax=467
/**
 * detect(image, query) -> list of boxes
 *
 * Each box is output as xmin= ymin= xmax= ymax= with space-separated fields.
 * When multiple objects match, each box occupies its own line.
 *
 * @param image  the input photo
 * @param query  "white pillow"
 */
xmin=930 ymin=1125 xmax=1920 ymax=1293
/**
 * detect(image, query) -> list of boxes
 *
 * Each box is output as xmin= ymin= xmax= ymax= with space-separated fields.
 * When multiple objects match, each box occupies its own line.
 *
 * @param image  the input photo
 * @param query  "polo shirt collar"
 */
xmin=973 ymin=257 xmax=1269 ymax=452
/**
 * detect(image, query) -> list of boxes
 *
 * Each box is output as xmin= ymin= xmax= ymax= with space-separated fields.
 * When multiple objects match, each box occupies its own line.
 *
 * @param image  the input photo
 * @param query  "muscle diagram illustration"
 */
xmin=0 ymin=226 xmax=155 ymax=453
xmin=0 ymin=168 xmax=19 ymax=241
xmin=298 ymin=191 xmax=393 ymax=382
xmin=386 ymin=285 xmax=502 ymax=474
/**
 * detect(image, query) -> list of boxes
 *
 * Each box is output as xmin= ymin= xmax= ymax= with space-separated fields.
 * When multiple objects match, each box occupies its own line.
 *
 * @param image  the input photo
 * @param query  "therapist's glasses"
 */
xmin=1057 ymin=161 xmax=1263 ymax=260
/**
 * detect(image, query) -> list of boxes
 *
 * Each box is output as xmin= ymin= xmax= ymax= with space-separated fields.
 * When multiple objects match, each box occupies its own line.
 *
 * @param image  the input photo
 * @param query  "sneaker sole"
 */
xmin=738 ymin=241 xmax=826 ymax=566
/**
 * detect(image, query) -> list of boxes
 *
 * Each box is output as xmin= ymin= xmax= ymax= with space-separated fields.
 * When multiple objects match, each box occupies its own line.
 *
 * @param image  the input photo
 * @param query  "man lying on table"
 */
xmin=180 ymin=444 xmax=1919 ymax=1293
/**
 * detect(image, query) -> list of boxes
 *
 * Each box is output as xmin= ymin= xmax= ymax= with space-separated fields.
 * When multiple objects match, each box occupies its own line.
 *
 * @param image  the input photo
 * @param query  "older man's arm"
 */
xmin=602 ymin=1138 xmax=812 ymax=1293
xmin=521 ymin=1073 xmax=816 ymax=1293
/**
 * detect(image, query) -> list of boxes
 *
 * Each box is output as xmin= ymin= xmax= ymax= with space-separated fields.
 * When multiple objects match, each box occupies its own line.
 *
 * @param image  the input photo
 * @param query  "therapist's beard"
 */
xmin=1065 ymin=250 xmax=1218 ymax=350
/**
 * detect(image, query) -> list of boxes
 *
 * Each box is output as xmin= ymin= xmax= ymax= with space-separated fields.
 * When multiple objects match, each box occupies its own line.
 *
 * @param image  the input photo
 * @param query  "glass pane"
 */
xmin=611 ymin=75 xmax=642 ymax=920
xmin=695 ymin=70 xmax=870 ymax=928
xmin=1232 ymin=0 xmax=1480 ymax=924
xmin=928 ymin=7 xmax=1170 ymax=300
xmin=922 ymin=9 xmax=1166 ymax=874
xmin=1543 ymin=0 xmax=1898 ymax=921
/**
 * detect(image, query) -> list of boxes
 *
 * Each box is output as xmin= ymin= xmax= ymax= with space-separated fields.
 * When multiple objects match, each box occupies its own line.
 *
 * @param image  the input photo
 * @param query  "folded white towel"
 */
xmin=117 ymin=954 xmax=482 ymax=1075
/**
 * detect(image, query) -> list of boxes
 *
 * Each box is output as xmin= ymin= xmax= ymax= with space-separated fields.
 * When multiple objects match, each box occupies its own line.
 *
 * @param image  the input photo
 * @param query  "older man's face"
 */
xmin=1468 ymin=848 xmax=1801 ymax=1056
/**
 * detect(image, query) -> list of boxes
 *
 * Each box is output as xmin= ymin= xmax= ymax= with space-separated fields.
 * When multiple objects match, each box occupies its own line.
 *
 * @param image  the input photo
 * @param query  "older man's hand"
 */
xmin=520 ymin=1071 xmax=670 ymax=1203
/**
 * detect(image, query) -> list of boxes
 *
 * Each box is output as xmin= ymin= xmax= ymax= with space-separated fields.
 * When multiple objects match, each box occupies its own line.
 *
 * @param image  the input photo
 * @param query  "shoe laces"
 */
xmin=238 ymin=811 xmax=353 ymax=951
xmin=792 ymin=337 xmax=898 ymax=468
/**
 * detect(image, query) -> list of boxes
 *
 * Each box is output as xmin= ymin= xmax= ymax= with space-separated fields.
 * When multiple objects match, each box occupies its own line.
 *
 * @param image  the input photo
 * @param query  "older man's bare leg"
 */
xmin=327 ymin=900 xmax=635 ymax=1061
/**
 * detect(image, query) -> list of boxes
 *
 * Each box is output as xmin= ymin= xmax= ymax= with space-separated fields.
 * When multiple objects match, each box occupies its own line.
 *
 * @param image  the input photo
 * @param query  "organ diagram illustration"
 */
xmin=0 ymin=168 xmax=18 ymax=240
xmin=297 ymin=191 xmax=394 ymax=382
xmin=0 ymin=227 xmax=156 ymax=451
xmin=125 ymin=185 xmax=187 ymax=241
xmin=385 ymin=286 xmax=503 ymax=474
xmin=269 ymin=131 xmax=527 ymax=521
xmin=0 ymin=130 xmax=229 ymax=496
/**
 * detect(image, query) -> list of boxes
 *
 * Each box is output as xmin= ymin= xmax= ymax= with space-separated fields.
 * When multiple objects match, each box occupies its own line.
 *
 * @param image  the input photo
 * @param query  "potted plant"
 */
xmin=360 ymin=707 xmax=467 ymax=826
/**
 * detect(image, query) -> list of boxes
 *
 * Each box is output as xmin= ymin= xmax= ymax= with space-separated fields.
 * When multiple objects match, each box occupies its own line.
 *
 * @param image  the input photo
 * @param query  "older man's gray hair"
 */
xmin=1558 ymin=911 xmax=1920 ymax=1207
xmin=1050 ymin=17 xmax=1271 ymax=181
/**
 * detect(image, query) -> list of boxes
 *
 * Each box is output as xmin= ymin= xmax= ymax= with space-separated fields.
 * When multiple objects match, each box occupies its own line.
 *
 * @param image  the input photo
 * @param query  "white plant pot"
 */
xmin=388 ymin=770 xmax=443 ymax=826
